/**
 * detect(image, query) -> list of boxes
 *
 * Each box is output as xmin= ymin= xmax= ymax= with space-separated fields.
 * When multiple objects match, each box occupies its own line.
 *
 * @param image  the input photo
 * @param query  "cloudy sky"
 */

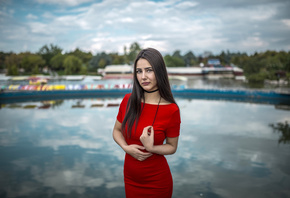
xmin=0 ymin=0 xmax=289 ymax=55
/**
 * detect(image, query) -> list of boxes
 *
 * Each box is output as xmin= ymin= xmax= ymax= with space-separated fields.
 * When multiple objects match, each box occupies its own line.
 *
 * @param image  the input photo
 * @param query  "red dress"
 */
xmin=117 ymin=93 xmax=181 ymax=198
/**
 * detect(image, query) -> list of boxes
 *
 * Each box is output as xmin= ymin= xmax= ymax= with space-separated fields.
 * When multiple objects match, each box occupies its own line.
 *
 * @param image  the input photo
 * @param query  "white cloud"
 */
xmin=282 ymin=19 xmax=290 ymax=28
xmin=1 ymin=0 xmax=290 ymax=54
xmin=26 ymin=13 xmax=38 ymax=20
xmin=42 ymin=12 xmax=55 ymax=19
xmin=34 ymin=0 xmax=94 ymax=6
xmin=141 ymin=40 xmax=169 ymax=53
xmin=29 ymin=22 xmax=49 ymax=34
xmin=176 ymin=1 xmax=199 ymax=9
xmin=241 ymin=36 xmax=268 ymax=48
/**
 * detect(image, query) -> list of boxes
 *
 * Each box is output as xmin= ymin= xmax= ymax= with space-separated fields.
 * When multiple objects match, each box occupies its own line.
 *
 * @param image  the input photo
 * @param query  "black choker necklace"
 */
xmin=144 ymin=89 xmax=159 ymax=93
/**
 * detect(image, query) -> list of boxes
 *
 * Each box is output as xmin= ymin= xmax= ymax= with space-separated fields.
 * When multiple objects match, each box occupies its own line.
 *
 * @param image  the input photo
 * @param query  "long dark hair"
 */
xmin=121 ymin=48 xmax=176 ymax=137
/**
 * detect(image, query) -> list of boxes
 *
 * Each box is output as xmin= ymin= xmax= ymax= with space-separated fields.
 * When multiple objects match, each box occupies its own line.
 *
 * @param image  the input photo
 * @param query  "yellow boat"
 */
xmin=29 ymin=77 xmax=48 ymax=85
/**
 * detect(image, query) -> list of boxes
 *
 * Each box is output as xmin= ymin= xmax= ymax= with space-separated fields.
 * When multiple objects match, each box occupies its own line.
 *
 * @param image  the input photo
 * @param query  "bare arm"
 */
xmin=112 ymin=120 xmax=152 ymax=161
xmin=140 ymin=126 xmax=179 ymax=155
xmin=112 ymin=120 xmax=128 ymax=150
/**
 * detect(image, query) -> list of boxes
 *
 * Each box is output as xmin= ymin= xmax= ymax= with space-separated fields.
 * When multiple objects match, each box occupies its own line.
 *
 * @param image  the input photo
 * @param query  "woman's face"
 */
xmin=136 ymin=58 xmax=158 ymax=92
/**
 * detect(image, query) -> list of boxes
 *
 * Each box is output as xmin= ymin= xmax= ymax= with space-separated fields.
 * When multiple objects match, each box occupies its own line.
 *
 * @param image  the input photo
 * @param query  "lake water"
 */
xmin=0 ymin=78 xmax=290 ymax=198
xmin=0 ymin=95 xmax=289 ymax=198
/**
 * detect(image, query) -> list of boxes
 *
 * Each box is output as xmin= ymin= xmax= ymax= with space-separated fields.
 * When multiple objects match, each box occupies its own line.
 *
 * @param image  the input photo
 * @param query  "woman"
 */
xmin=112 ymin=48 xmax=181 ymax=198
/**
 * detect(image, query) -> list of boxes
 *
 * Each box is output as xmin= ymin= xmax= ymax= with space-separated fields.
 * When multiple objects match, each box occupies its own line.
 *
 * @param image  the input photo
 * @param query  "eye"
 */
xmin=136 ymin=70 xmax=142 ymax=74
xmin=146 ymin=68 xmax=153 ymax=73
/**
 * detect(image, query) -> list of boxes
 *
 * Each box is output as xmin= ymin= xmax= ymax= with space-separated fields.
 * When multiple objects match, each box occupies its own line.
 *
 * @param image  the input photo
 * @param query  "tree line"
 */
xmin=0 ymin=42 xmax=289 ymax=83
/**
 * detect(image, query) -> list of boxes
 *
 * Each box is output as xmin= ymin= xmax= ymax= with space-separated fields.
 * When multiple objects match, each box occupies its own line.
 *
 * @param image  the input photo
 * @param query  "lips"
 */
xmin=142 ymin=82 xmax=150 ymax=86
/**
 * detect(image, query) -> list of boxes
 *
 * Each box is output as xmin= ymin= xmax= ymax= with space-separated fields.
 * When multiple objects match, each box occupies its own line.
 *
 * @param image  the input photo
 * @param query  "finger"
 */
xmin=144 ymin=126 xmax=152 ymax=132
xmin=141 ymin=152 xmax=152 ymax=157
xmin=144 ymin=125 xmax=151 ymax=130
xmin=140 ymin=152 xmax=150 ymax=156
xmin=131 ymin=144 xmax=145 ymax=150
xmin=144 ymin=126 xmax=152 ymax=133
xmin=141 ymin=153 xmax=153 ymax=161
xmin=147 ymin=126 xmax=152 ymax=135
xmin=141 ymin=128 xmax=148 ymax=136
xmin=138 ymin=155 xmax=145 ymax=160
xmin=135 ymin=145 xmax=145 ymax=150
xmin=140 ymin=150 xmax=152 ymax=155
xmin=144 ymin=126 xmax=153 ymax=135
xmin=150 ymin=126 xmax=154 ymax=136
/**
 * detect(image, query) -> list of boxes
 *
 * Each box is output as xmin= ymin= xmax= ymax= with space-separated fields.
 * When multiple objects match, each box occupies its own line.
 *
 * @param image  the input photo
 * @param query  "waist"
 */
xmin=124 ymin=153 xmax=170 ymax=182
xmin=125 ymin=152 xmax=165 ymax=164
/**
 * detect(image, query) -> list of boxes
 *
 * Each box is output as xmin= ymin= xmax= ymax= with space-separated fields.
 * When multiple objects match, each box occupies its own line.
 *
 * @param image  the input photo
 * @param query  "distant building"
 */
xmin=101 ymin=64 xmax=133 ymax=79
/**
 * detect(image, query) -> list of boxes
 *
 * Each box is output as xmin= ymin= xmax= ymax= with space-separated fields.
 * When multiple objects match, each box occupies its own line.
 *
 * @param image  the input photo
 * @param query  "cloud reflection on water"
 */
xmin=0 ymin=98 xmax=289 ymax=198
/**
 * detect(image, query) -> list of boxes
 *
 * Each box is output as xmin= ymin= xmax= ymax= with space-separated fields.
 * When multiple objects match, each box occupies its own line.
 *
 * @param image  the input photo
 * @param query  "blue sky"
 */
xmin=0 ymin=0 xmax=290 ymax=55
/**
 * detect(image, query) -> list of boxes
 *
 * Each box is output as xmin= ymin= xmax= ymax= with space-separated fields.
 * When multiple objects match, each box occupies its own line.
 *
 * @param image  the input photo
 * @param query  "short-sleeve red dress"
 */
xmin=117 ymin=93 xmax=181 ymax=198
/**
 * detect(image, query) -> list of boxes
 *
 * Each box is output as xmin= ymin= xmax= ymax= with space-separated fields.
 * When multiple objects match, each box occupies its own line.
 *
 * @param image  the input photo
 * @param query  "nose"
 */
xmin=141 ymin=71 xmax=147 ymax=79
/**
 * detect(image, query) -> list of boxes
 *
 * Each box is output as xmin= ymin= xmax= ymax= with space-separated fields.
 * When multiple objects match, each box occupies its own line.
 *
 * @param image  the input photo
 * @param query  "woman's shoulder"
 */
xmin=161 ymin=101 xmax=179 ymax=111
xmin=160 ymin=98 xmax=178 ymax=106
xmin=120 ymin=93 xmax=131 ymax=105
xmin=124 ymin=93 xmax=131 ymax=99
xmin=165 ymin=103 xmax=180 ymax=122
xmin=169 ymin=103 xmax=179 ymax=111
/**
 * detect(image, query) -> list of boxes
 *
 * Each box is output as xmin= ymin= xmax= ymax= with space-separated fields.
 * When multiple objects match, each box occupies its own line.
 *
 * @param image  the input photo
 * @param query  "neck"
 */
xmin=143 ymin=90 xmax=161 ymax=104
xmin=144 ymin=88 xmax=159 ymax=93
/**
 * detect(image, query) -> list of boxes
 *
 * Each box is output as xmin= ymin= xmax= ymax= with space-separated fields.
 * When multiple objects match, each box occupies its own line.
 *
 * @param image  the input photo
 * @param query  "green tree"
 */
xmin=110 ymin=53 xmax=125 ymax=65
xmin=89 ymin=52 xmax=112 ymax=71
xmin=128 ymin=42 xmax=141 ymax=63
xmin=183 ymin=51 xmax=197 ymax=66
xmin=269 ymin=121 xmax=290 ymax=144
xmin=50 ymin=53 xmax=66 ymax=71
xmin=7 ymin=64 xmax=19 ymax=75
xmin=68 ymin=48 xmax=92 ymax=65
xmin=229 ymin=50 xmax=290 ymax=83
xmin=262 ymin=55 xmax=283 ymax=80
xmin=230 ymin=53 xmax=248 ymax=67
xmin=31 ymin=65 xmax=40 ymax=74
xmin=63 ymin=55 xmax=83 ymax=75
xmin=164 ymin=55 xmax=174 ymax=67
xmin=38 ymin=44 xmax=62 ymax=67
xmin=284 ymin=53 xmax=290 ymax=72
xmin=172 ymin=50 xmax=182 ymax=59
xmin=21 ymin=53 xmax=45 ymax=73
xmin=219 ymin=51 xmax=226 ymax=65
xmin=80 ymin=65 xmax=87 ymax=75
xmin=164 ymin=55 xmax=185 ymax=67
xmin=218 ymin=50 xmax=232 ymax=65
xmin=98 ymin=58 xmax=106 ymax=68
xmin=172 ymin=50 xmax=185 ymax=66
xmin=5 ymin=53 xmax=23 ymax=75
xmin=5 ymin=53 xmax=22 ymax=68
xmin=0 ymin=51 xmax=13 ymax=71
xmin=123 ymin=46 xmax=129 ymax=64
xmin=240 ymin=56 xmax=263 ymax=75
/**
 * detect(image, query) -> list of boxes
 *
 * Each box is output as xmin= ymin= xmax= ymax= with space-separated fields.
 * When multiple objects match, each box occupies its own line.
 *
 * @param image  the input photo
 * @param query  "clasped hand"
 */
xmin=124 ymin=126 xmax=155 ymax=161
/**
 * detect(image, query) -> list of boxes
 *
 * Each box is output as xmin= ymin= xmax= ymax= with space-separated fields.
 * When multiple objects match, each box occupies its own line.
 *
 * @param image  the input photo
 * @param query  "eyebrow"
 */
xmin=136 ymin=67 xmax=152 ymax=70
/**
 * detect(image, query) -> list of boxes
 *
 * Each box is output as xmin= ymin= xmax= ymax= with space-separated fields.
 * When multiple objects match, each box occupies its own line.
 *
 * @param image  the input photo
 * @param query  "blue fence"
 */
xmin=1 ymin=89 xmax=289 ymax=105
